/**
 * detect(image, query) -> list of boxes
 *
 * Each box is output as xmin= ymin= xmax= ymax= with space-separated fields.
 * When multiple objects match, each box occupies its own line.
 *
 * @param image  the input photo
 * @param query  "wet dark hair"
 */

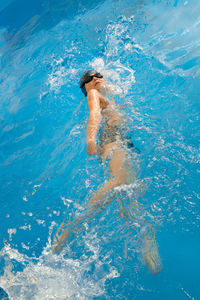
xmin=79 ymin=69 xmax=96 ymax=96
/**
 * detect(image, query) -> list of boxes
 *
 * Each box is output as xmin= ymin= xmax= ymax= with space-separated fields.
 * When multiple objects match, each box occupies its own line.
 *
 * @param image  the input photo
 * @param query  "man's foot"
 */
xmin=142 ymin=239 xmax=162 ymax=274
xmin=52 ymin=222 xmax=76 ymax=254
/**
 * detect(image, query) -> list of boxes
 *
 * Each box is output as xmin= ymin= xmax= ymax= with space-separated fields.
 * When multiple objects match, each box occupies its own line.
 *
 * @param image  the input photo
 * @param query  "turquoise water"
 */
xmin=0 ymin=0 xmax=200 ymax=299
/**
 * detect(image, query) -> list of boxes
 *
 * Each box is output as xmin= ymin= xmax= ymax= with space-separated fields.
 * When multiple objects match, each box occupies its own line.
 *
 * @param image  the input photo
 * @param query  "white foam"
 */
xmin=91 ymin=57 xmax=136 ymax=96
xmin=0 ymin=232 xmax=119 ymax=300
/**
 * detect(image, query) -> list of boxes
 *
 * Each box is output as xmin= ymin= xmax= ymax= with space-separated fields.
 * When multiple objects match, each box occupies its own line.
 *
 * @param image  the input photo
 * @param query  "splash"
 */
xmin=0 ymin=233 xmax=119 ymax=300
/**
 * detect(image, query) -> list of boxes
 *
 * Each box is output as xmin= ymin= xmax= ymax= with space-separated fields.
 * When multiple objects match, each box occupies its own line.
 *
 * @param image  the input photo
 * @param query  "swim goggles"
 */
xmin=80 ymin=72 xmax=103 ymax=88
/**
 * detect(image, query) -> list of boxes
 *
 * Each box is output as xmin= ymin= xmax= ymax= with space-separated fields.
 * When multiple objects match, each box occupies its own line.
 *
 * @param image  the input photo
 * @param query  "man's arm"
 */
xmin=87 ymin=89 xmax=102 ymax=155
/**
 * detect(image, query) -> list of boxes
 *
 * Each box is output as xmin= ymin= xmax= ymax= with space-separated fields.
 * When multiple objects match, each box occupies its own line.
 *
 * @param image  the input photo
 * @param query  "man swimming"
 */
xmin=53 ymin=70 xmax=162 ymax=274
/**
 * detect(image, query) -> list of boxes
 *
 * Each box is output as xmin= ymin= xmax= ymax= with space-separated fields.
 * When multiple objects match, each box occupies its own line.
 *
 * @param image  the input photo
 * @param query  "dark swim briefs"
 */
xmin=99 ymin=126 xmax=140 ymax=154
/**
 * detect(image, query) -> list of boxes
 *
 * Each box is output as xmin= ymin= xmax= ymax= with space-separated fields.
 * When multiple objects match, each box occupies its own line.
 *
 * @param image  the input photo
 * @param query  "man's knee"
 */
xmin=110 ymin=179 xmax=124 ymax=189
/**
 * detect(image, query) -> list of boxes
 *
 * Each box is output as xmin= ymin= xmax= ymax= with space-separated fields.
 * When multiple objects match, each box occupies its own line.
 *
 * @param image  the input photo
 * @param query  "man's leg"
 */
xmin=53 ymin=142 xmax=128 ymax=253
xmin=97 ymin=142 xmax=162 ymax=274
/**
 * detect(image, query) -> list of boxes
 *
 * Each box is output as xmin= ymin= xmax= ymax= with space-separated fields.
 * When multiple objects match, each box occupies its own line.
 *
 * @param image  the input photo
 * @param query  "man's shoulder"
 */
xmin=87 ymin=89 xmax=101 ymax=111
xmin=87 ymin=89 xmax=100 ymax=97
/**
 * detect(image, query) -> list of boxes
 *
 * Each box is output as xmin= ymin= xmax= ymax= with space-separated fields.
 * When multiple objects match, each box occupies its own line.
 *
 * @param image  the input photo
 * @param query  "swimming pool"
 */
xmin=0 ymin=0 xmax=199 ymax=299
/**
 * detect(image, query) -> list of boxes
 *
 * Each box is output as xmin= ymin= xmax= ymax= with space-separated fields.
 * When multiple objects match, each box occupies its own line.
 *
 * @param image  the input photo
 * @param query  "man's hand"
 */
xmin=87 ymin=139 xmax=98 ymax=155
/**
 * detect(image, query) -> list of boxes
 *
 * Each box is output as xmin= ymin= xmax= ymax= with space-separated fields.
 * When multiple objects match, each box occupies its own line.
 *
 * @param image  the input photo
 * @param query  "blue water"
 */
xmin=0 ymin=0 xmax=200 ymax=299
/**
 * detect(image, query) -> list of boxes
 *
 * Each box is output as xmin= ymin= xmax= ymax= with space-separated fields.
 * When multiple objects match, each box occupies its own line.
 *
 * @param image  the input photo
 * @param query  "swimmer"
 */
xmin=53 ymin=70 xmax=162 ymax=274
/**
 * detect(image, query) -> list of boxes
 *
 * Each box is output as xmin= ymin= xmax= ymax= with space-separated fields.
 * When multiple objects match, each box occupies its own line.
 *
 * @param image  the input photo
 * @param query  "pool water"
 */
xmin=0 ymin=0 xmax=200 ymax=299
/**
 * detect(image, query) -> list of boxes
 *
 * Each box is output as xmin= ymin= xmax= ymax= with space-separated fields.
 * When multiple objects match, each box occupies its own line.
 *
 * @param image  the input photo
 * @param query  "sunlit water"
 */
xmin=0 ymin=0 xmax=199 ymax=299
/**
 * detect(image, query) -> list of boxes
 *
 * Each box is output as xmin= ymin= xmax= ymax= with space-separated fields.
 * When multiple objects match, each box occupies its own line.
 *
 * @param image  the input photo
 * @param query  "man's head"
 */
xmin=80 ymin=70 xmax=105 ymax=96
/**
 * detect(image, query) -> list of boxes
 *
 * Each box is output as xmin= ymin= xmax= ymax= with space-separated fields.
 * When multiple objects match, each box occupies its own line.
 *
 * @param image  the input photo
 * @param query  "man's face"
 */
xmin=85 ymin=73 xmax=106 ymax=92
